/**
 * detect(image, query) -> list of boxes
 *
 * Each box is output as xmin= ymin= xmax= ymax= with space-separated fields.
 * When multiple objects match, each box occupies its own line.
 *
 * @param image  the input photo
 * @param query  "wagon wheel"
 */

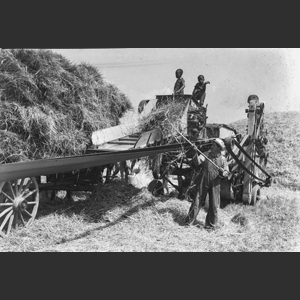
xmin=250 ymin=185 xmax=260 ymax=206
xmin=0 ymin=177 xmax=39 ymax=237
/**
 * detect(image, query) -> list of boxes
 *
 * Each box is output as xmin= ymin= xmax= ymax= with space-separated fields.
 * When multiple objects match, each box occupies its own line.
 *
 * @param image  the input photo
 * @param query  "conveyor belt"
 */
xmin=0 ymin=143 xmax=190 ymax=182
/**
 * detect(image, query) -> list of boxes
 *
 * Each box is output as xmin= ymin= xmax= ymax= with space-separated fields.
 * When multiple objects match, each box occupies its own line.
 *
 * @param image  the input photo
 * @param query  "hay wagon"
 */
xmin=0 ymin=140 xmax=190 ymax=237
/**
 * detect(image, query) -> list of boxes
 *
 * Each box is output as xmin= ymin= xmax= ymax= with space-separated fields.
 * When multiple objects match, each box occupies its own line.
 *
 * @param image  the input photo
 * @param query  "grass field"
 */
xmin=0 ymin=111 xmax=300 ymax=252
xmin=0 ymin=184 xmax=299 ymax=252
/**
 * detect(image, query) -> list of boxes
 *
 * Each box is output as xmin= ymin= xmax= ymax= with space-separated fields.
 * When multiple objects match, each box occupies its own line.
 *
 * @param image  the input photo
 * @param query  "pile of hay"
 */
xmin=137 ymin=96 xmax=207 ymax=143
xmin=136 ymin=97 xmax=191 ymax=179
xmin=137 ymin=97 xmax=188 ymax=143
xmin=0 ymin=49 xmax=133 ymax=163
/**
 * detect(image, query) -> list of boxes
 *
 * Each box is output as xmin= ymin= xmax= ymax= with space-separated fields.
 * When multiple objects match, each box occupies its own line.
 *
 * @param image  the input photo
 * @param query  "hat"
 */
xmin=247 ymin=95 xmax=259 ymax=103
xmin=214 ymin=138 xmax=225 ymax=150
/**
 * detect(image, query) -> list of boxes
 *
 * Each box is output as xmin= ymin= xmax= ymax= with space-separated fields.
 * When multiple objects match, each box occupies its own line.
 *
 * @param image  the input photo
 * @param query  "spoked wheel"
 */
xmin=0 ymin=177 xmax=39 ymax=237
xmin=250 ymin=185 xmax=261 ymax=206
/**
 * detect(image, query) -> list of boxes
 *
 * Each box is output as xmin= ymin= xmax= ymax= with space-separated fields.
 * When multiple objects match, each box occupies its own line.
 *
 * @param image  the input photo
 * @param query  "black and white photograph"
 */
xmin=0 ymin=48 xmax=299 ymax=252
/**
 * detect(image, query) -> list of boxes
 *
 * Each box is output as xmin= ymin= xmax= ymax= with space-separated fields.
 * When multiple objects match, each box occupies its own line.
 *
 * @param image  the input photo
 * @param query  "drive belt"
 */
xmin=224 ymin=137 xmax=272 ymax=187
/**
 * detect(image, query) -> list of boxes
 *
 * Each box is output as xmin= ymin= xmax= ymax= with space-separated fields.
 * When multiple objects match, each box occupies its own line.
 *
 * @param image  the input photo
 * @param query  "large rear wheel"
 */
xmin=0 ymin=177 xmax=39 ymax=237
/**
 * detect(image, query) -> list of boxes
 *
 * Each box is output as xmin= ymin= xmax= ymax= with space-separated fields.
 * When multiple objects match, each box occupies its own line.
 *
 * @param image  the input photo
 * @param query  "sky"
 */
xmin=51 ymin=48 xmax=300 ymax=124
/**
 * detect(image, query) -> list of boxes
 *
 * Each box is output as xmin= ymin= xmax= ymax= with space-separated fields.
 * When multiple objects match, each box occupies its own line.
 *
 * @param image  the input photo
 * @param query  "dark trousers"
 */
xmin=199 ymin=92 xmax=206 ymax=106
xmin=185 ymin=174 xmax=220 ymax=228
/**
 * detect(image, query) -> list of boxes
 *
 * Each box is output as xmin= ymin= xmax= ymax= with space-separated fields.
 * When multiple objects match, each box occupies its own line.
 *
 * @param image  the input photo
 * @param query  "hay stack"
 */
xmin=0 ymin=49 xmax=133 ymax=163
